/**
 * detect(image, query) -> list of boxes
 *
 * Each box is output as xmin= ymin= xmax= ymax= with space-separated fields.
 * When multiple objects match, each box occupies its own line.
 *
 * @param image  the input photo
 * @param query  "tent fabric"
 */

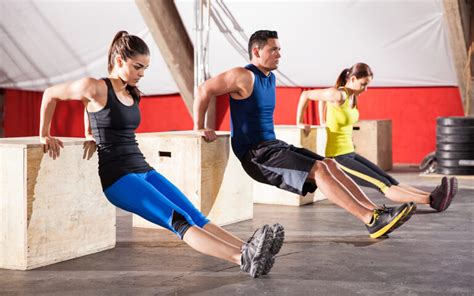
xmin=1 ymin=0 xmax=458 ymax=94
xmin=0 ymin=0 xmax=178 ymax=94
xmin=176 ymin=0 xmax=457 ymax=87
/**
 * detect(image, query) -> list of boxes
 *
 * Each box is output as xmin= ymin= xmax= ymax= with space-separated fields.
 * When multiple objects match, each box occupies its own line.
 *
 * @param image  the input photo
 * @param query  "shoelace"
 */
xmin=374 ymin=204 xmax=388 ymax=214
xmin=247 ymin=228 xmax=260 ymax=243
xmin=241 ymin=228 xmax=261 ymax=252
xmin=372 ymin=209 xmax=381 ymax=223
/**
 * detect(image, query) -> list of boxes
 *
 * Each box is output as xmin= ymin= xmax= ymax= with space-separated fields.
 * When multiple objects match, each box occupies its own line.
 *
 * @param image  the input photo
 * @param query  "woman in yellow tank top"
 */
xmin=296 ymin=63 xmax=457 ymax=212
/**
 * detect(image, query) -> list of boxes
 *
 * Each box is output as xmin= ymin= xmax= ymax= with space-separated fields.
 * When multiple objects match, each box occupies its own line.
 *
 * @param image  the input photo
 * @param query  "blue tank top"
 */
xmin=229 ymin=64 xmax=276 ymax=160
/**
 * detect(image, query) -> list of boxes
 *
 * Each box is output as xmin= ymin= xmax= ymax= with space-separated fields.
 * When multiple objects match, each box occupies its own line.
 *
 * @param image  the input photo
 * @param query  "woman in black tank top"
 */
xmin=39 ymin=31 xmax=280 ymax=278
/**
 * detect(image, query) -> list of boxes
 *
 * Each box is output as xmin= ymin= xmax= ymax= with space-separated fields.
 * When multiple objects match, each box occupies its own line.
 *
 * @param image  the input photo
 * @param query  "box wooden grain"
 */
xmin=0 ymin=137 xmax=116 ymax=270
xmin=134 ymin=131 xmax=253 ymax=228
xmin=353 ymin=120 xmax=393 ymax=171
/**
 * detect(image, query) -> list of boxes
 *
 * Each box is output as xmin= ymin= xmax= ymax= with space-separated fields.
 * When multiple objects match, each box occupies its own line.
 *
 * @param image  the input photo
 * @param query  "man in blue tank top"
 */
xmin=194 ymin=30 xmax=415 ymax=239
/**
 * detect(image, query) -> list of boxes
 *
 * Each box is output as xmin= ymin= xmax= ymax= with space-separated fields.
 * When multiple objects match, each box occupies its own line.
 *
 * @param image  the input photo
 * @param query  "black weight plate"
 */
xmin=436 ymin=151 xmax=474 ymax=159
xmin=437 ymin=116 xmax=474 ymax=126
xmin=459 ymin=159 xmax=474 ymax=166
xmin=437 ymin=134 xmax=474 ymax=143
xmin=437 ymin=126 xmax=474 ymax=135
xmin=437 ymin=159 xmax=461 ymax=167
xmin=437 ymin=143 xmax=474 ymax=151
xmin=437 ymin=166 xmax=474 ymax=175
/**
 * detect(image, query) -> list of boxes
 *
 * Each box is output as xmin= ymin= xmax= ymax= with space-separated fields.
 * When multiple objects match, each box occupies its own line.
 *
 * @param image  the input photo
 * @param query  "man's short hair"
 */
xmin=248 ymin=30 xmax=278 ymax=60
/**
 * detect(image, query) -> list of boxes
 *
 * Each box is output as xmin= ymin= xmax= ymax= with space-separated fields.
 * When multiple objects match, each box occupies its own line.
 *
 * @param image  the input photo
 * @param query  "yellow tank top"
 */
xmin=325 ymin=88 xmax=359 ymax=157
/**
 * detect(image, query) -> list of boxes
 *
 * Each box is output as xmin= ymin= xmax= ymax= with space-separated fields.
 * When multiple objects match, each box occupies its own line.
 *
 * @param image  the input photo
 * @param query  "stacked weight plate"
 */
xmin=436 ymin=116 xmax=474 ymax=175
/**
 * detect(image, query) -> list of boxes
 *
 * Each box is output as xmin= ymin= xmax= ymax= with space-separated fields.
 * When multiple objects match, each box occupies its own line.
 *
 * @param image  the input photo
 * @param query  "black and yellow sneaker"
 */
xmin=366 ymin=203 xmax=409 ymax=239
xmin=384 ymin=202 xmax=417 ymax=235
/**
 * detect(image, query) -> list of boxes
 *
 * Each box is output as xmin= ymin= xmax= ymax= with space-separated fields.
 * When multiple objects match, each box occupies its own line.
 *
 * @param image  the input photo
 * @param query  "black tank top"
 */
xmin=88 ymin=78 xmax=152 ymax=189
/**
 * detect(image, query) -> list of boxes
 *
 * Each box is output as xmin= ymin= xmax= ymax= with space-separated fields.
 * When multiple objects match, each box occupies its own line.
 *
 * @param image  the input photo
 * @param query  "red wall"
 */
xmin=2 ymin=86 xmax=464 ymax=164
xmin=3 ymin=89 xmax=192 ymax=138
xmin=215 ymin=86 xmax=464 ymax=164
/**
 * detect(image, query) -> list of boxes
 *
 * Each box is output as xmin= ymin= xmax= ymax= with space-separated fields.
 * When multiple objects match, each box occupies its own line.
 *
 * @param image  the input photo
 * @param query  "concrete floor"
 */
xmin=1 ymin=166 xmax=473 ymax=295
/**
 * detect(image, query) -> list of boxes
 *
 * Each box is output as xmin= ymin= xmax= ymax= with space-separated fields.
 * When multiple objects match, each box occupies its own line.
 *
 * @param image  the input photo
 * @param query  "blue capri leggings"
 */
xmin=104 ymin=170 xmax=209 ymax=239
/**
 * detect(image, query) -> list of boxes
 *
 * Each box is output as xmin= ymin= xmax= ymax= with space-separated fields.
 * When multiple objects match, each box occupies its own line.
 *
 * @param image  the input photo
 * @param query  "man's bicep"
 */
xmin=204 ymin=69 xmax=245 ymax=97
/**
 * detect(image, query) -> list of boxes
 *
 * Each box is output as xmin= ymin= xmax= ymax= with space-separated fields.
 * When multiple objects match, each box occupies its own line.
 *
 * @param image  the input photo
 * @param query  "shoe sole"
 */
xmin=440 ymin=177 xmax=458 ymax=212
xmin=261 ymin=256 xmax=275 ymax=276
xmin=431 ymin=177 xmax=448 ymax=212
xmin=270 ymin=223 xmax=285 ymax=255
xmin=369 ymin=207 xmax=408 ymax=239
xmin=261 ymin=223 xmax=285 ymax=276
xmin=385 ymin=202 xmax=417 ymax=235
xmin=249 ymin=226 xmax=274 ymax=278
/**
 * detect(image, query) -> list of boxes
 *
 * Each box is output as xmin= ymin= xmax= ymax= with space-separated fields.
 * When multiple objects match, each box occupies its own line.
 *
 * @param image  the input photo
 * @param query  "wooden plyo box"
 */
xmin=253 ymin=125 xmax=327 ymax=206
xmin=134 ymin=131 xmax=253 ymax=228
xmin=0 ymin=137 xmax=116 ymax=270
xmin=353 ymin=120 xmax=393 ymax=171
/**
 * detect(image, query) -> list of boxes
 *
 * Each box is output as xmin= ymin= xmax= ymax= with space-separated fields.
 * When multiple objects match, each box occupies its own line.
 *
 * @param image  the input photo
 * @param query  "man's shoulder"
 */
xmin=229 ymin=66 xmax=252 ymax=75
xmin=227 ymin=67 xmax=254 ymax=82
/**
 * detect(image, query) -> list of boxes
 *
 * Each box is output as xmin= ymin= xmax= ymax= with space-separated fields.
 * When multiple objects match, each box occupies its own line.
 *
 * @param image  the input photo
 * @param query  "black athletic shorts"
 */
xmin=240 ymin=139 xmax=324 ymax=195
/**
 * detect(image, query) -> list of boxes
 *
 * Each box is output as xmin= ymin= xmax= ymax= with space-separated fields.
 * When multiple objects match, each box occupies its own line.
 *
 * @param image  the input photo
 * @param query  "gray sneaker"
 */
xmin=261 ymin=223 xmax=285 ymax=275
xmin=269 ymin=223 xmax=285 ymax=255
xmin=240 ymin=225 xmax=274 ymax=278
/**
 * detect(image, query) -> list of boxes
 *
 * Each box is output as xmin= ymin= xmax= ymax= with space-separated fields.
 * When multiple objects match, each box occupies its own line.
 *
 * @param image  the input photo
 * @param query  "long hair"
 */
xmin=107 ymin=31 xmax=149 ymax=101
xmin=336 ymin=63 xmax=373 ymax=88
xmin=335 ymin=63 xmax=373 ymax=108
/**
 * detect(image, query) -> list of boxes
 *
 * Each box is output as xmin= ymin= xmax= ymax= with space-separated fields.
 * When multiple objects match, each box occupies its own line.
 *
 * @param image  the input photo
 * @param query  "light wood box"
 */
xmin=134 ymin=131 xmax=253 ymax=228
xmin=0 ymin=137 xmax=116 ymax=270
xmin=253 ymin=125 xmax=327 ymax=206
xmin=353 ymin=120 xmax=393 ymax=171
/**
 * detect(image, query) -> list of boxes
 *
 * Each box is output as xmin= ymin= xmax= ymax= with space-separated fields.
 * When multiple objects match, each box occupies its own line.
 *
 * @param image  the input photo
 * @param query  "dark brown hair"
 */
xmin=335 ymin=63 xmax=373 ymax=88
xmin=107 ymin=31 xmax=149 ymax=101
xmin=248 ymin=30 xmax=278 ymax=60
xmin=335 ymin=63 xmax=373 ymax=108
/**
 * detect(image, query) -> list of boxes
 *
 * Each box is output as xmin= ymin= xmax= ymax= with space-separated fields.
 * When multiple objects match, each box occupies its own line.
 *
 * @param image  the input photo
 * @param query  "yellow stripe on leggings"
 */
xmin=335 ymin=161 xmax=389 ymax=194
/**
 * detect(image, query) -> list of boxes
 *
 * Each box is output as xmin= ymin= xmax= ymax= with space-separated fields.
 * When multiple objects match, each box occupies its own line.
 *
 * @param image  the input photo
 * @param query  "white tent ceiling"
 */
xmin=0 ymin=0 xmax=458 ymax=94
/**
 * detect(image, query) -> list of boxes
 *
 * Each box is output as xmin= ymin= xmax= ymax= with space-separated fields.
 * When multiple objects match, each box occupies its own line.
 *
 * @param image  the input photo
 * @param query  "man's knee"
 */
xmin=309 ymin=160 xmax=331 ymax=180
xmin=322 ymin=158 xmax=338 ymax=169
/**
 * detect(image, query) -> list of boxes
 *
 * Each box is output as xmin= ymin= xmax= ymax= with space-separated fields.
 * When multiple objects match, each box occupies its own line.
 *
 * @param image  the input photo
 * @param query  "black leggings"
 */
xmin=333 ymin=152 xmax=399 ymax=194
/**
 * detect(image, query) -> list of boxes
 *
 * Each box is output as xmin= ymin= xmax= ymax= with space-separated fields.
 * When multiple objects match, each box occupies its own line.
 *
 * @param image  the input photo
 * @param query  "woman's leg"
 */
xmin=336 ymin=153 xmax=429 ymax=204
xmin=144 ymin=171 xmax=246 ymax=248
xmin=203 ymin=223 xmax=245 ymax=248
xmin=183 ymin=226 xmax=241 ymax=264
xmin=385 ymin=186 xmax=430 ymax=204
xmin=104 ymin=173 xmax=242 ymax=265
xmin=352 ymin=153 xmax=430 ymax=200
xmin=334 ymin=153 xmax=394 ymax=195
xmin=143 ymin=170 xmax=278 ymax=277
xmin=398 ymin=183 xmax=430 ymax=196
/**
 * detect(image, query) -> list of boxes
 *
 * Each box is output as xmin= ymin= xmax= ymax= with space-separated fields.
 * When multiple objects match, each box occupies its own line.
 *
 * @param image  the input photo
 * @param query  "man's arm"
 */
xmin=193 ymin=67 xmax=252 ymax=141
